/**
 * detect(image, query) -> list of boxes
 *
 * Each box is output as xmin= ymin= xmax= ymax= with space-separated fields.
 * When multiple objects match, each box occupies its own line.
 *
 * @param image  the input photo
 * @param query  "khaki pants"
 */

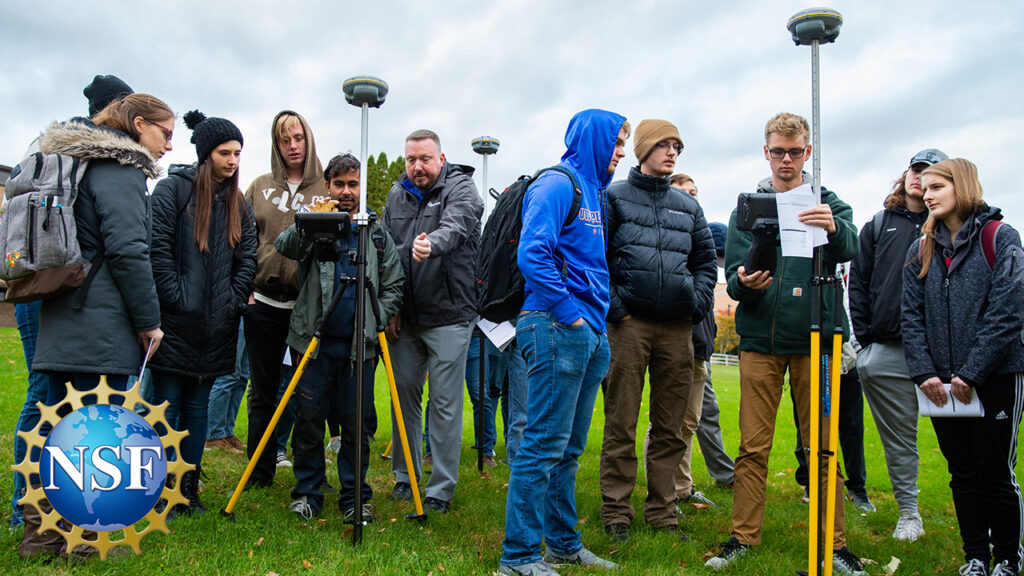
xmin=600 ymin=316 xmax=693 ymax=528
xmin=731 ymin=351 xmax=846 ymax=548
xmin=674 ymin=359 xmax=709 ymax=498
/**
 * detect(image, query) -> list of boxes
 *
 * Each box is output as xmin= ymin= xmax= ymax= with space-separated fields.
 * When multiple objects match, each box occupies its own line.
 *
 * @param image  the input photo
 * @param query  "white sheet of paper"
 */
xmin=477 ymin=318 xmax=517 ymax=351
xmin=915 ymin=383 xmax=985 ymax=417
xmin=776 ymin=183 xmax=827 ymax=258
xmin=282 ymin=348 xmax=292 ymax=367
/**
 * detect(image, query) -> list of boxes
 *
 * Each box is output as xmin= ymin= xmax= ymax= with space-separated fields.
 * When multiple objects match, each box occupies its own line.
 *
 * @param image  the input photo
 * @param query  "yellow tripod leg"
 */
xmin=381 ymin=439 xmax=393 ymax=459
xmin=809 ymin=330 xmax=820 ymax=575
xmin=378 ymin=333 xmax=426 ymax=518
xmin=823 ymin=333 xmax=843 ymax=575
xmin=223 ymin=337 xmax=319 ymax=516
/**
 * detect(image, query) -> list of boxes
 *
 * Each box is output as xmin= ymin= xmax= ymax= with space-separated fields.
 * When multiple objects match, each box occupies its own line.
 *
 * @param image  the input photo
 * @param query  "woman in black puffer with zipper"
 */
xmin=148 ymin=111 xmax=256 ymax=516
xmin=902 ymin=158 xmax=1024 ymax=576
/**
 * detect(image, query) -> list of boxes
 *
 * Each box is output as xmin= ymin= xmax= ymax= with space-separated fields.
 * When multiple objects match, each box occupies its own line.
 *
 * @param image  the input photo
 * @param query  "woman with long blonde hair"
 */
xmin=902 ymin=158 xmax=1024 ymax=576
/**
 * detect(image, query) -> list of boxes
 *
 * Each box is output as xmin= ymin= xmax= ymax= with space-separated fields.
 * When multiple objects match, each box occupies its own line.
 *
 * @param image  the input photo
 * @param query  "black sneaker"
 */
xmin=603 ymin=522 xmax=630 ymax=543
xmin=342 ymin=503 xmax=375 ymax=525
xmin=424 ymin=497 xmax=449 ymax=514
xmin=705 ymin=537 xmax=749 ymax=570
xmin=652 ymin=523 xmax=690 ymax=542
xmin=390 ymin=482 xmax=413 ymax=501
xmin=992 ymin=560 xmax=1018 ymax=576
xmin=959 ymin=559 xmax=989 ymax=576
xmin=832 ymin=546 xmax=867 ymax=576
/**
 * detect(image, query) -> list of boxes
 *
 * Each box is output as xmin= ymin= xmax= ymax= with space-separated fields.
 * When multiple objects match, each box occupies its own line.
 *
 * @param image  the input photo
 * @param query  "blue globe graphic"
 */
xmin=42 ymin=404 xmax=167 ymax=531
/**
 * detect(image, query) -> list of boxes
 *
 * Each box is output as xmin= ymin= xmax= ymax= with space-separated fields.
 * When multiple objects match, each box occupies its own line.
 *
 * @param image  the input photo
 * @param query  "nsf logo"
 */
xmin=13 ymin=379 xmax=192 ymax=558
xmin=42 ymin=404 xmax=166 ymax=530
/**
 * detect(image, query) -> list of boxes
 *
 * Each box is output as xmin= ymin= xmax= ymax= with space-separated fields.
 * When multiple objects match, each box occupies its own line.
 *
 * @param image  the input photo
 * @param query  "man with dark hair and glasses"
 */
xmin=848 ymin=148 xmax=948 ymax=543
xmin=708 ymin=112 xmax=865 ymax=575
xmin=598 ymin=119 xmax=717 ymax=543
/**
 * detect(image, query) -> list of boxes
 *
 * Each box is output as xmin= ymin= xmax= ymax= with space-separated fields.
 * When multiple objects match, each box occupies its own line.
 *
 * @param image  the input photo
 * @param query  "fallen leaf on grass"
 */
xmin=255 ymin=537 xmax=264 ymax=547
xmin=317 ymin=518 xmax=327 ymax=524
xmin=248 ymin=550 xmax=253 ymax=559
xmin=689 ymin=502 xmax=710 ymax=509
xmin=266 ymin=572 xmax=279 ymax=576
xmin=377 ymin=528 xmax=386 ymax=533
xmin=303 ymin=560 xmax=312 ymax=568
xmin=609 ymin=548 xmax=620 ymax=556
xmin=438 ymin=563 xmax=445 ymax=571
xmin=883 ymin=556 xmax=900 ymax=574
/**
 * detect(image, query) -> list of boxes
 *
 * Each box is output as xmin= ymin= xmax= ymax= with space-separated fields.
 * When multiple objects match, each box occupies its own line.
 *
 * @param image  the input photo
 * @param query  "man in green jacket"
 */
xmin=706 ymin=113 xmax=865 ymax=576
xmin=275 ymin=153 xmax=404 ymax=523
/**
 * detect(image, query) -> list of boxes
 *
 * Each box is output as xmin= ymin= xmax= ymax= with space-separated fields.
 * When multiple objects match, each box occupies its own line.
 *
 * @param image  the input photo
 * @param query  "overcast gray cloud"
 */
xmin=3 ymin=0 xmax=1022 ymax=230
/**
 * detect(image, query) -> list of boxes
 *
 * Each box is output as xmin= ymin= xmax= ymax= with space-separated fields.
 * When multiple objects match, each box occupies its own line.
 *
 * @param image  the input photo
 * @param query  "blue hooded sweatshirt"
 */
xmin=518 ymin=109 xmax=626 ymax=332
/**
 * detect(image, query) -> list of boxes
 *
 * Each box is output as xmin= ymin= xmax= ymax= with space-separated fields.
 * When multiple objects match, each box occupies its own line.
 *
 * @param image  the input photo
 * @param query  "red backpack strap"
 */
xmin=981 ymin=220 xmax=1002 ymax=269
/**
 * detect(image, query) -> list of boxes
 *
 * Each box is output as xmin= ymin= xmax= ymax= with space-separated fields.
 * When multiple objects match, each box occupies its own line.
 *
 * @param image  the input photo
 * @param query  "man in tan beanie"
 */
xmin=599 ymin=119 xmax=718 ymax=542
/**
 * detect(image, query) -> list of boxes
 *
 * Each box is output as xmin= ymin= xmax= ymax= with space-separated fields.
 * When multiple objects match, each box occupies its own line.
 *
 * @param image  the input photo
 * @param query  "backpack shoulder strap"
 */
xmin=981 ymin=220 xmax=1003 ymax=269
xmin=534 ymin=165 xmax=581 ymax=228
xmin=872 ymin=210 xmax=886 ymax=244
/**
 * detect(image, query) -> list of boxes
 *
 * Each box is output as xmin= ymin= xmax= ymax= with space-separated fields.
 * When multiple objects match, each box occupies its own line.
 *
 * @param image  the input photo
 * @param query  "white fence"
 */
xmin=710 ymin=353 xmax=739 ymax=366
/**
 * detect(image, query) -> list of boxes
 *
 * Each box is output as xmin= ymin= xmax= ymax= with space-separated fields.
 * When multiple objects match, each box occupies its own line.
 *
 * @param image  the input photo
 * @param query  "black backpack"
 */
xmin=476 ymin=166 xmax=581 ymax=323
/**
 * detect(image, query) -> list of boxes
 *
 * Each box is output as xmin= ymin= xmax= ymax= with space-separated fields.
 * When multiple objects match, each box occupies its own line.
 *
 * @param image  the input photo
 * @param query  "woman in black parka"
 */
xmin=149 ymin=111 xmax=256 ymax=515
xmin=902 ymin=158 xmax=1024 ymax=576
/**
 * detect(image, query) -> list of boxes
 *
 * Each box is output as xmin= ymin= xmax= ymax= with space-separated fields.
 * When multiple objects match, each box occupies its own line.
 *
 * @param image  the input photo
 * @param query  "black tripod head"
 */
xmin=736 ymin=192 xmax=780 ymax=276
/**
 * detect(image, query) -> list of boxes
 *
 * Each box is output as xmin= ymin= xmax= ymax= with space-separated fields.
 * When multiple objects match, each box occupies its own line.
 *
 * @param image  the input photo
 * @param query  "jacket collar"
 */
xmin=627 ymin=166 xmax=670 ymax=194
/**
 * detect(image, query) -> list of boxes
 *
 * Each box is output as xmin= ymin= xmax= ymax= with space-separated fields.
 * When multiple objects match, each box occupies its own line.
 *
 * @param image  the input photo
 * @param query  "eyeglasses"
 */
xmin=144 ymin=118 xmax=173 ymax=144
xmin=655 ymin=141 xmax=684 ymax=154
xmin=768 ymin=147 xmax=806 ymax=160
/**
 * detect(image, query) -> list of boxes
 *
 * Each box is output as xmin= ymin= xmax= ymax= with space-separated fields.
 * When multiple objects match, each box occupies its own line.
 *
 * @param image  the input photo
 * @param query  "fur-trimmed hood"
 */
xmin=38 ymin=118 xmax=163 ymax=179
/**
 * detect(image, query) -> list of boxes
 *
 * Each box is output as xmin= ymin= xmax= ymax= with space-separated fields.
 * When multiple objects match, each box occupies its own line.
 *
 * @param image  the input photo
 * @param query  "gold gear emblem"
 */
xmin=11 ymin=377 xmax=193 ymax=560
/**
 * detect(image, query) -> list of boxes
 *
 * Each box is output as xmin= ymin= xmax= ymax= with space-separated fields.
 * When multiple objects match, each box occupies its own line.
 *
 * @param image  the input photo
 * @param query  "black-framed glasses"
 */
xmin=144 ymin=118 xmax=173 ymax=143
xmin=655 ymin=141 xmax=684 ymax=154
xmin=768 ymin=147 xmax=806 ymax=160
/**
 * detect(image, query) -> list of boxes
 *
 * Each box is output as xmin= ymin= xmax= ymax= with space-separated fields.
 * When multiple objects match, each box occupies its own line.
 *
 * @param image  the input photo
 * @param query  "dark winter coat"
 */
xmin=902 ymin=205 xmax=1024 ymax=386
xmin=849 ymin=206 xmax=928 ymax=346
xmin=725 ymin=175 xmax=859 ymax=355
xmin=32 ymin=119 xmax=163 ymax=375
xmin=148 ymin=164 xmax=257 ymax=378
xmin=606 ymin=167 xmax=717 ymax=323
xmin=382 ymin=162 xmax=482 ymax=328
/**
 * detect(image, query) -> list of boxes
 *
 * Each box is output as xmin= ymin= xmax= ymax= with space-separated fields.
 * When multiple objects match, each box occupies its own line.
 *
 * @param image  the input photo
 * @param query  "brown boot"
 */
xmin=19 ymin=492 xmax=64 ymax=559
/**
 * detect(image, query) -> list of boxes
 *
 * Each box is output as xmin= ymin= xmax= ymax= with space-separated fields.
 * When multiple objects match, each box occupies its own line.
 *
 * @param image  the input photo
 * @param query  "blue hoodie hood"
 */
xmin=561 ymin=109 xmax=627 ymax=190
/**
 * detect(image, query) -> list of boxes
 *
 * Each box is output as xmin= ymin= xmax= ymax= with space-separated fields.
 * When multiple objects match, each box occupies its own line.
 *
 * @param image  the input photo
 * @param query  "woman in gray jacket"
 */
xmin=902 ymin=158 xmax=1024 ymax=576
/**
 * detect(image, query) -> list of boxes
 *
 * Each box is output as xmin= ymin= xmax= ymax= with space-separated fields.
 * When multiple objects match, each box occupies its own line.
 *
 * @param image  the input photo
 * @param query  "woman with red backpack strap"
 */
xmin=902 ymin=158 xmax=1024 ymax=576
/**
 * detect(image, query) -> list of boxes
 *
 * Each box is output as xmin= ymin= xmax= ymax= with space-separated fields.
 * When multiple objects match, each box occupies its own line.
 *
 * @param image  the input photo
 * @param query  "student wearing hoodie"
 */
xmin=148 ymin=111 xmax=257 ymax=516
xmin=382 ymin=129 xmax=483 ymax=514
xmin=849 ymin=148 xmax=948 ymax=542
xmin=242 ymin=111 xmax=325 ymax=487
xmin=903 ymin=158 xmax=1024 ymax=576
xmin=707 ymin=113 xmax=865 ymax=575
xmin=498 ymin=109 xmax=628 ymax=576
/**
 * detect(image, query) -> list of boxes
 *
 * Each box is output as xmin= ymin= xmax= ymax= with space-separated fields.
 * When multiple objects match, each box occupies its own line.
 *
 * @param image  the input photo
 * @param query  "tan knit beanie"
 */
xmin=634 ymin=119 xmax=683 ymax=163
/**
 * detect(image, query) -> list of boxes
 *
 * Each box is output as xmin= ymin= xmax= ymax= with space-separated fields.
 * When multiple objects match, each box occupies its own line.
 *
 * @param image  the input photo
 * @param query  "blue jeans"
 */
xmin=208 ymin=320 xmax=249 ymax=440
xmin=11 ymin=302 xmax=49 ymax=526
xmin=501 ymin=312 xmax=610 ymax=566
xmin=499 ymin=340 xmax=528 ymax=467
xmin=465 ymin=332 xmax=499 ymax=456
xmin=150 ymin=370 xmax=214 ymax=469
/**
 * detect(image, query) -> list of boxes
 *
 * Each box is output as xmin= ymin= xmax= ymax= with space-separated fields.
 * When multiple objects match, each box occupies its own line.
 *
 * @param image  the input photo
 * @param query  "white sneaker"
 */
xmin=276 ymin=451 xmax=293 ymax=468
xmin=892 ymin=511 xmax=924 ymax=542
xmin=327 ymin=437 xmax=341 ymax=454
xmin=991 ymin=560 xmax=1019 ymax=575
xmin=960 ymin=559 xmax=988 ymax=575
xmin=288 ymin=496 xmax=315 ymax=520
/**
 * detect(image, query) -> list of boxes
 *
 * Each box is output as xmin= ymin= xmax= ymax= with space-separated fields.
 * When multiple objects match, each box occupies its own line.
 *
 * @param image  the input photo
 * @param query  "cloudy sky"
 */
xmin=3 ymin=0 xmax=1022 ymax=230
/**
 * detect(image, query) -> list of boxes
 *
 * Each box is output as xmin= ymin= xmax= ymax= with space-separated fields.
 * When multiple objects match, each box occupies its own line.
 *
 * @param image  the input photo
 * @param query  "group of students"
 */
xmin=5 ymin=75 xmax=1023 ymax=576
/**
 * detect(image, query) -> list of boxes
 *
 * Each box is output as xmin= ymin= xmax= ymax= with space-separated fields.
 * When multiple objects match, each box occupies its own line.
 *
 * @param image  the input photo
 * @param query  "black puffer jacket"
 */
xmin=902 ymin=205 xmax=1024 ymax=386
xmin=849 ymin=206 xmax=927 ymax=346
xmin=148 ymin=164 xmax=257 ymax=378
xmin=606 ymin=167 xmax=717 ymax=323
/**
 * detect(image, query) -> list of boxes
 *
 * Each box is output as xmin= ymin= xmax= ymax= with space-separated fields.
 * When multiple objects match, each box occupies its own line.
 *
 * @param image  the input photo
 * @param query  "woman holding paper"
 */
xmin=902 ymin=158 xmax=1024 ymax=576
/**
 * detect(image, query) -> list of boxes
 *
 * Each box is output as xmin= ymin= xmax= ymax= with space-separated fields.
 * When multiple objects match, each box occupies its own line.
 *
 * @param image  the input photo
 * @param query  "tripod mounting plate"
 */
xmin=787 ymin=8 xmax=842 ymax=45
xmin=471 ymin=136 xmax=500 ymax=155
xmin=343 ymin=75 xmax=389 ymax=108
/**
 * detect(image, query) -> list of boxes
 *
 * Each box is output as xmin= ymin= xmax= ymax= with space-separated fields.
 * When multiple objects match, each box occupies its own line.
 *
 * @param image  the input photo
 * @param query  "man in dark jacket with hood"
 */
xmin=707 ymin=113 xmax=865 ymax=575
xmin=499 ymin=109 xmax=628 ymax=576
xmin=849 ymin=148 xmax=947 ymax=543
xmin=599 ymin=119 xmax=717 ymax=542
xmin=382 ymin=129 xmax=482 ymax=514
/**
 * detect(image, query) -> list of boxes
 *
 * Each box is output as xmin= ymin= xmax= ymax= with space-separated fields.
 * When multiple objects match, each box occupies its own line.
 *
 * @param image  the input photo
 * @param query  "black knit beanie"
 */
xmin=84 ymin=75 xmax=134 ymax=117
xmin=183 ymin=110 xmax=244 ymax=164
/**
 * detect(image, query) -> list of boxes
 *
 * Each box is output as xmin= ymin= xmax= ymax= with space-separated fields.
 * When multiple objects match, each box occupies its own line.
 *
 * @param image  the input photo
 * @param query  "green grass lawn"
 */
xmin=0 ymin=325 xmax=1019 ymax=575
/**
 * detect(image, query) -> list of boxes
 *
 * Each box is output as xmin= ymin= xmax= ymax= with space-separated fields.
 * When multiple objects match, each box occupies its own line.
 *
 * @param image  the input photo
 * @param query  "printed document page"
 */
xmin=776 ymin=183 xmax=827 ymax=258
xmin=916 ymin=383 xmax=985 ymax=417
